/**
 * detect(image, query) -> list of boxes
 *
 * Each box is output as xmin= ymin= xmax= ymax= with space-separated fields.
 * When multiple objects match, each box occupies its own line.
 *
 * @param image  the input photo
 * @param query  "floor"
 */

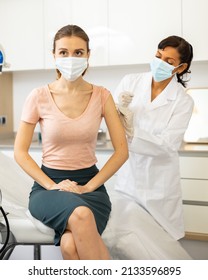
xmin=7 ymin=240 xmax=208 ymax=260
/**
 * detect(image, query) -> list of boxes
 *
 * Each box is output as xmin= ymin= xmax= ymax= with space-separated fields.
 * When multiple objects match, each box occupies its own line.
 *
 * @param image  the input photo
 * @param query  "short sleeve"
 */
xmin=101 ymin=87 xmax=111 ymax=116
xmin=21 ymin=88 xmax=40 ymax=124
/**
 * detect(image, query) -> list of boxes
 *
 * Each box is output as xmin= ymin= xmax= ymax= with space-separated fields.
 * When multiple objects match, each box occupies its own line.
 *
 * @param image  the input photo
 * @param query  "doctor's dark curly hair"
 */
xmin=158 ymin=35 xmax=193 ymax=87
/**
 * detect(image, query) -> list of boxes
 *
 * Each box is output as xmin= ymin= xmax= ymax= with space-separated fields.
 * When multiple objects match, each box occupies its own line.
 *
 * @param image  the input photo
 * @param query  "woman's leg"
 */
xmin=60 ymin=230 xmax=79 ymax=260
xmin=66 ymin=206 xmax=110 ymax=260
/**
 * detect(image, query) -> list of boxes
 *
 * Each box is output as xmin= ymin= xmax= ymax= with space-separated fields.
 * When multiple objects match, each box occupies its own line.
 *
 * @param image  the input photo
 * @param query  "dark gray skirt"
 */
xmin=29 ymin=165 xmax=112 ymax=246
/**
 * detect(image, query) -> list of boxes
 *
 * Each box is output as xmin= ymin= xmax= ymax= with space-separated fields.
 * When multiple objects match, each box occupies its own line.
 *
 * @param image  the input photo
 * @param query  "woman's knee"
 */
xmin=69 ymin=206 xmax=95 ymax=229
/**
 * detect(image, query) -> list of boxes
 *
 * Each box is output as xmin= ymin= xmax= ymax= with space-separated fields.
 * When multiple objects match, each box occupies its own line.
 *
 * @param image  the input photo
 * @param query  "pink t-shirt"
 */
xmin=21 ymin=85 xmax=110 ymax=170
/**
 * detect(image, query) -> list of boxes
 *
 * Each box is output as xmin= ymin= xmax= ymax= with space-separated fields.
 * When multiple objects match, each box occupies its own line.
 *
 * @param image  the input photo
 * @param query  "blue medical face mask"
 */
xmin=150 ymin=57 xmax=182 ymax=82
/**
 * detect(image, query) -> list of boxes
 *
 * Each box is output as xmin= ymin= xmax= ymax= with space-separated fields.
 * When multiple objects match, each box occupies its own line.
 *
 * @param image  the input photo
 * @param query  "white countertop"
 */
xmin=0 ymin=136 xmax=114 ymax=152
xmin=1 ymin=136 xmax=208 ymax=156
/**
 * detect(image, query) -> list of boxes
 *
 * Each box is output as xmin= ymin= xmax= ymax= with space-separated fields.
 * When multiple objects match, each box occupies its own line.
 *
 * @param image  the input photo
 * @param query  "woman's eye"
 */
xmin=75 ymin=50 xmax=84 ymax=56
xmin=60 ymin=51 xmax=67 ymax=56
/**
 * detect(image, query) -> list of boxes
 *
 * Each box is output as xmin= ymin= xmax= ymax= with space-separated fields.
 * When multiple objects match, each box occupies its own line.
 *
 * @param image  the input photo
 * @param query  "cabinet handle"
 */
xmin=183 ymin=200 xmax=208 ymax=206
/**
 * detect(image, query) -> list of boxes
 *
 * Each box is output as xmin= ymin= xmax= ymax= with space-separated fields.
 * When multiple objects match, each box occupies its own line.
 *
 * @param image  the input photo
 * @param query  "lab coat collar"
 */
xmin=147 ymin=73 xmax=179 ymax=109
xmin=163 ymin=75 xmax=178 ymax=101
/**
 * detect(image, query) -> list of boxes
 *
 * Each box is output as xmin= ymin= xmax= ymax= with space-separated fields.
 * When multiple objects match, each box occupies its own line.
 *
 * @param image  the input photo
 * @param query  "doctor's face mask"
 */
xmin=150 ymin=57 xmax=182 ymax=82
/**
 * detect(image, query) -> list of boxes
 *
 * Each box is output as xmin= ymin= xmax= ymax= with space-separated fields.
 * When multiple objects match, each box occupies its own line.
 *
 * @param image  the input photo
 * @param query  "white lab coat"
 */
xmin=114 ymin=72 xmax=194 ymax=240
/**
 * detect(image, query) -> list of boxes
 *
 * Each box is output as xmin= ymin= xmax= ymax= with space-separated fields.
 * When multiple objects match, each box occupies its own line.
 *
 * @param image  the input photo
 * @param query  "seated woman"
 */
xmin=0 ymin=151 xmax=191 ymax=259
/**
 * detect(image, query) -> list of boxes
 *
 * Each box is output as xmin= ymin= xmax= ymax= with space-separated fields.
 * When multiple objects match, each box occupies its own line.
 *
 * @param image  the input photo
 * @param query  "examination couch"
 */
xmin=0 ymin=151 xmax=192 ymax=260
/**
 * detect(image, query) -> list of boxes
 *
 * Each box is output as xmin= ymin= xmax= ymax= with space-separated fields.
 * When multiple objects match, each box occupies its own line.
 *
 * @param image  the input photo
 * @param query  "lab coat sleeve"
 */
xmin=129 ymin=94 xmax=194 ymax=157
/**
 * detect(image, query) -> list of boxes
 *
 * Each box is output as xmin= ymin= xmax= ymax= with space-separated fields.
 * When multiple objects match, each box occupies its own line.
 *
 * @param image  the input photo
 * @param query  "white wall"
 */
xmin=12 ymin=61 xmax=208 ymax=132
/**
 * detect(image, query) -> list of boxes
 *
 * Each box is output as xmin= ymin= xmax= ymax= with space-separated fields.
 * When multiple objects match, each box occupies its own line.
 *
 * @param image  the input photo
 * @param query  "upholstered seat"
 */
xmin=0 ymin=151 xmax=192 ymax=260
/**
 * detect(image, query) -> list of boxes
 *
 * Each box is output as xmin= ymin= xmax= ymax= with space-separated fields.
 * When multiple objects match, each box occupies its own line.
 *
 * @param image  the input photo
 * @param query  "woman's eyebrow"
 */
xmin=74 ymin=48 xmax=85 ymax=51
xmin=58 ymin=47 xmax=68 ymax=51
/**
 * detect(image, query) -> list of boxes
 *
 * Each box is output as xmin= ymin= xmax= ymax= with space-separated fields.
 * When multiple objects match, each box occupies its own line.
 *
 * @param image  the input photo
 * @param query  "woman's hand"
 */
xmin=51 ymin=179 xmax=81 ymax=193
xmin=50 ymin=180 xmax=93 ymax=194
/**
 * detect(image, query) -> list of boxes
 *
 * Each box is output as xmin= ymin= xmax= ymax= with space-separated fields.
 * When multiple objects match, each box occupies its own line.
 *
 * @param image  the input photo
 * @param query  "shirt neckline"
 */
xmin=45 ymin=84 xmax=95 ymax=120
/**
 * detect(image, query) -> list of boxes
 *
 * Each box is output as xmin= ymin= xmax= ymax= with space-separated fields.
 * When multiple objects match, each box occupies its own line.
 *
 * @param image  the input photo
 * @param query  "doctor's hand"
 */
xmin=118 ymin=91 xmax=134 ymax=108
xmin=116 ymin=91 xmax=134 ymax=139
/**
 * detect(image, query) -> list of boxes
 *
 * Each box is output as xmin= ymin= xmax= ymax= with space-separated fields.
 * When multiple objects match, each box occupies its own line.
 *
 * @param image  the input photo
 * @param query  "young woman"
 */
xmin=14 ymin=24 xmax=128 ymax=260
xmin=114 ymin=35 xmax=194 ymax=240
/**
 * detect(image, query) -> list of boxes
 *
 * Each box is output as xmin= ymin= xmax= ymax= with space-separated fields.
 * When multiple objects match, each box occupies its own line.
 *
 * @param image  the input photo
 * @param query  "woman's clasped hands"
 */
xmin=50 ymin=179 xmax=89 ymax=194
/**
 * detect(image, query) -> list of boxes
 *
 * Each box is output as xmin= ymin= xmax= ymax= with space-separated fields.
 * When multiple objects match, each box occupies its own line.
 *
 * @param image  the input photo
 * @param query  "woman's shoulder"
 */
xmin=93 ymin=84 xmax=110 ymax=92
xmin=91 ymin=85 xmax=111 ymax=110
xmin=30 ymin=85 xmax=48 ymax=95
xmin=26 ymin=85 xmax=49 ymax=101
xmin=92 ymin=84 xmax=111 ymax=98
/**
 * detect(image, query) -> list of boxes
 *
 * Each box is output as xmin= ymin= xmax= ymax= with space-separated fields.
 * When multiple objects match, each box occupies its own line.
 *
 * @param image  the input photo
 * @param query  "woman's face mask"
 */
xmin=150 ymin=57 xmax=182 ymax=82
xmin=55 ymin=57 xmax=88 ymax=81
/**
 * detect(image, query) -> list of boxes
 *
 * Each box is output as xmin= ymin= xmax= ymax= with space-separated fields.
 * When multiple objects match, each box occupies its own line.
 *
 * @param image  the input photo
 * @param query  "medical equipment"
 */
xmin=0 ymin=190 xmax=10 ymax=255
xmin=0 ymin=44 xmax=10 ymax=74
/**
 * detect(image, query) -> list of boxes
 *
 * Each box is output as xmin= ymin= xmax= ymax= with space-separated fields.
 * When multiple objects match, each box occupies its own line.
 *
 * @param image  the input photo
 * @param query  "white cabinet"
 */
xmin=44 ymin=0 xmax=108 ymax=69
xmin=182 ymin=0 xmax=208 ymax=61
xmin=2 ymin=0 xmax=208 ymax=71
xmin=108 ymin=0 xmax=182 ymax=65
xmin=180 ymin=155 xmax=208 ymax=239
xmin=43 ymin=0 xmax=73 ymax=69
xmin=0 ymin=0 xmax=44 ymax=71
xmin=70 ymin=0 xmax=108 ymax=67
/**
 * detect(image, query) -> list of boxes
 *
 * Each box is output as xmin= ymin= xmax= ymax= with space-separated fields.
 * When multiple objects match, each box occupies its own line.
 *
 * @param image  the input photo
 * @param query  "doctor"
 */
xmin=114 ymin=35 xmax=194 ymax=240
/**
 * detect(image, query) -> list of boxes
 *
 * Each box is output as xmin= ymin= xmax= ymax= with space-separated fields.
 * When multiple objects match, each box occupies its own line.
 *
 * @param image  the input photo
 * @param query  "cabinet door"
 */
xmin=182 ymin=0 xmax=208 ymax=61
xmin=44 ymin=0 xmax=73 ymax=69
xmin=181 ymin=179 xmax=208 ymax=202
xmin=179 ymin=156 xmax=208 ymax=179
xmin=71 ymin=0 xmax=108 ymax=67
xmin=108 ymin=0 xmax=182 ymax=65
xmin=44 ymin=0 xmax=108 ymax=69
xmin=0 ymin=0 xmax=44 ymax=71
xmin=183 ymin=205 xmax=208 ymax=234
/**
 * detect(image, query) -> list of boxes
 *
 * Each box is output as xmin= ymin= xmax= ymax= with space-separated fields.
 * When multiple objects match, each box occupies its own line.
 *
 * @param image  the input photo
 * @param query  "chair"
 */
xmin=0 ymin=214 xmax=54 ymax=260
xmin=0 ymin=152 xmax=54 ymax=260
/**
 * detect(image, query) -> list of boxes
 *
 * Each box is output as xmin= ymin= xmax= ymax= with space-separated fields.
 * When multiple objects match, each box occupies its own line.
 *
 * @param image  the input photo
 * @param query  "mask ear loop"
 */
xmin=173 ymin=63 xmax=184 ymax=75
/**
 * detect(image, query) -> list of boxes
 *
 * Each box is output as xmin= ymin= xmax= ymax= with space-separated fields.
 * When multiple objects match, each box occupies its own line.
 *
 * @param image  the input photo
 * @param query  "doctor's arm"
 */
xmin=129 ymin=96 xmax=194 ymax=157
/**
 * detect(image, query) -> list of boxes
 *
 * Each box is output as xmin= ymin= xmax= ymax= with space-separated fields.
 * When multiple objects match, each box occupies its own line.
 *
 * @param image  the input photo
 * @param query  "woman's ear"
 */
xmin=178 ymin=63 xmax=188 ymax=74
